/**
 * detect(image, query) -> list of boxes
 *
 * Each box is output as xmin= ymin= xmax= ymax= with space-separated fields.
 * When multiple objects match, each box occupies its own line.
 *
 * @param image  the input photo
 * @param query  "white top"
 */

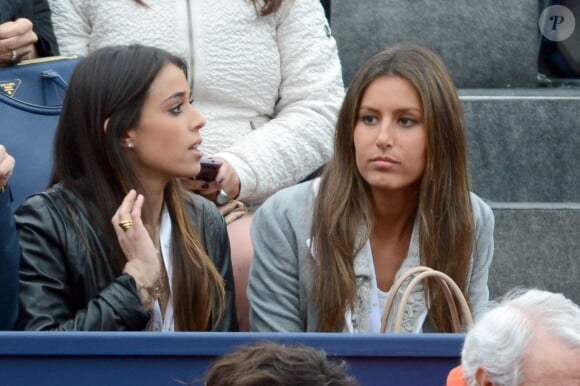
xmin=150 ymin=206 xmax=174 ymax=332
xmin=49 ymin=0 xmax=345 ymax=205
xmin=344 ymin=241 xmax=427 ymax=333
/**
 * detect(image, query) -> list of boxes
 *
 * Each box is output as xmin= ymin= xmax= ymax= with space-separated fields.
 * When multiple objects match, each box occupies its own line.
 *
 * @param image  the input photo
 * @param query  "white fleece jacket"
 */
xmin=49 ymin=0 xmax=344 ymax=204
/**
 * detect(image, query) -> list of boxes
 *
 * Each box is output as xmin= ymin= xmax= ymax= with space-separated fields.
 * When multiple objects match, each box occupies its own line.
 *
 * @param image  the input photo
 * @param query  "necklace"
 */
xmin=148 ymin=225 xmax=168 ymax=310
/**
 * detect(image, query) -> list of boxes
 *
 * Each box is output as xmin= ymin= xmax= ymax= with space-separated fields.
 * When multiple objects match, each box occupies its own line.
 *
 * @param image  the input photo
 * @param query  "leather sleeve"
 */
xmin=0 ymin=188 xmax=19 ymax=330
xmin=188 ymin=194 xmax=239 ymax=331
xmin=14 ymin=193 xmax=150 ymax=331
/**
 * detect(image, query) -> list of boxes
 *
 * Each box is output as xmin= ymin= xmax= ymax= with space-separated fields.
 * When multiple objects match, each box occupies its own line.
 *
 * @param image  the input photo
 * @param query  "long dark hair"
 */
xmin=50 ymin=45 xmax=225 ymax=331
xmin=311 ymin=45 xmax=475 ymax=332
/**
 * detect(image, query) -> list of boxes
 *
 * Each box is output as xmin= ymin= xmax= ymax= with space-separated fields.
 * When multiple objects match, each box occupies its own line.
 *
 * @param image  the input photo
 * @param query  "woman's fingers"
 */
xmin=115 ymin=190 xmax=137 ymax=217
xmin=224 ymin=210 xmax=246 ymax=225
xmin=181 ymin=177 xmax=220 ymax=193
xmin=0 ymin=19 xmax=38 ymax=63
xmin=111 ymin=190 xmax=138 ymax=233
xmin=129 ymin=193 xmax=145 ymax=227
xmin=0 ymin=18 xmax=34 ymax=39
xmin=219 ymin=200 xmax=247 ymax=224
xmin=211 ymin=156 xmax=240 ymax=198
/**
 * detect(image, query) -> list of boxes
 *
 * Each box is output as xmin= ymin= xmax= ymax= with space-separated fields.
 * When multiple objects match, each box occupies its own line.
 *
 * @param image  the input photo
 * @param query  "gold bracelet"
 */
xmin=137 ymin=281 xmax=162 ymax=310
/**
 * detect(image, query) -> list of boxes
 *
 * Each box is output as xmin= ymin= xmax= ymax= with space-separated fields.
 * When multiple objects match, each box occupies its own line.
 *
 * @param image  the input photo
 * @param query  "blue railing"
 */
xmin=0 ymin=332 xmax=463 ymax=385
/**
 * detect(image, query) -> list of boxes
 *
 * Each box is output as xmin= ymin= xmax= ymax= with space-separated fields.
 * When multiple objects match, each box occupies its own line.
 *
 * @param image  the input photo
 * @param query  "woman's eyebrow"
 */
xmin=162 ymin=91 xmax=187 ymax=103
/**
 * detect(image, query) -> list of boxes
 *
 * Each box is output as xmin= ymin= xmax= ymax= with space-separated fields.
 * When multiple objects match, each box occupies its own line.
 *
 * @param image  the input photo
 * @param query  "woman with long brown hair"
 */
xmin=49 ymin=0 xmax=344 ymax=331
xmin=248 ymin=45 xmax=494 ymax=333
xmin=15 ymin=45 xmax=237 ymax=331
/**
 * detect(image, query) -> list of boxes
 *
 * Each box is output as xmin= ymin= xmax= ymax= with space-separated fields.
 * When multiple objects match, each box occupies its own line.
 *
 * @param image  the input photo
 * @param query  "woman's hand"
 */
xmin=181 ymin=157 xmax=241 ymax=201
xmin=181 ymin=157 xmax=246 ymax=224
xmin=211 ymin=156 xmax=240 ymax=199
xmin=112 ymin=190 xmax=160 ymax=306
xmin=218 ymin=200 xmax=247 ymax=224
xmin=0 ymin=18 xmax=38 ymax=65
xmin=0 ymin=145 xmax=15 ymax=188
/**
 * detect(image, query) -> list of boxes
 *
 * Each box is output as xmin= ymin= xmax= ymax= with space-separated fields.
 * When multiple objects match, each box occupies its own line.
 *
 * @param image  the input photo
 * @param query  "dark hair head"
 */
xmin=51 ymin=44 xmax=187 ymax=192
xmin=204 ymin=342 xmax=359 ymax=386
xmin=313 ymin=44 xmax=474 ymax=332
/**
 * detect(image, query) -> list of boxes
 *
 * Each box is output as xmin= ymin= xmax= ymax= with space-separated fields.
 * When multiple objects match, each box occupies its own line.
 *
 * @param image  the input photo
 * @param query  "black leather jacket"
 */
xmin=14 ymin=184 xmax=238 ymax=331
xmin=0 ymin=0 xmax=59 ymax=57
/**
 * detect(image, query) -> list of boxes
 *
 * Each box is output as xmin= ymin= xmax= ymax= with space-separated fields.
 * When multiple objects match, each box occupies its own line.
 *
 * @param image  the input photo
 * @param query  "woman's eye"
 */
xmin=189 ymin=97 xmax=195 ymax=105
xmin=399 ymin=116 xmax=417 ymax=127
xmin=361 ymin=114 xmax=378 ymax=125
xmin=170 ymin=103 xmax=183 ymax=115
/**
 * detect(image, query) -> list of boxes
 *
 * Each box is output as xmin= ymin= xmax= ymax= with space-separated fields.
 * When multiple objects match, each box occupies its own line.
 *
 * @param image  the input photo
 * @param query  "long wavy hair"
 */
xmin=50 ymin=45 xmax=225 ymax=331
xmin=135 ymin=0 xmax=282 ymax=15
xmin=311 ymin=45 xmax=475 ymax=332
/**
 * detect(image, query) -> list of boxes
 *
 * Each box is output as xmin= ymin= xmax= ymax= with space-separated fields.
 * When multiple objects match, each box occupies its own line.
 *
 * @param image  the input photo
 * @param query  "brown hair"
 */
xmin=203 ymin=342 xmax=359 ymax=386
xmin=311 ymin=45 xmax=475 ymax=332
xmin=250 ymin=0 xmax=283 ymax=16
xmin=51 ymin=45 xmax=225 ymax=331
xmin=134 ymin=0 xmax=282 ymax=15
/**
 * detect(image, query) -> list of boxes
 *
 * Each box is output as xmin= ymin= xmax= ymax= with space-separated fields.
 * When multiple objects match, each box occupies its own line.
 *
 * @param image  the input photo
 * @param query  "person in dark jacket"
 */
xmin=15 ymin=44 xmax=238 ymax=331
xmin=0 ymin=145 xmax=18 ymax=330
xmin=0 ymin=0 xmax=59 ymax=64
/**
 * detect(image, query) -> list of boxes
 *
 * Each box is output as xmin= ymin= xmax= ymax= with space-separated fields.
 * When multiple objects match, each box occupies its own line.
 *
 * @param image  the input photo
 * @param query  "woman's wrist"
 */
xmin=135 ymin=280 xmax=162 ymax=311
xmin=123 ymin=262 xmax=161 ymax=310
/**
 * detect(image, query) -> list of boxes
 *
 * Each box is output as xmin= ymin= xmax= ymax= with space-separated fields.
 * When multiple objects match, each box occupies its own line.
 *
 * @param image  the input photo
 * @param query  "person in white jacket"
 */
xmin=48 ymin=0 xmax=344 ymax=330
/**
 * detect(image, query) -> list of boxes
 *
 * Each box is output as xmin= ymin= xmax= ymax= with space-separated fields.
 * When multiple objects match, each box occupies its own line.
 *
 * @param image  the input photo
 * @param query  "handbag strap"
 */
xmin=41 ymin=70 xmax=69 ymax=92
xmin=0 ymin=92 xmax=62 ymax=114
xmin=393 ymin=270 xmax=474 ymax=333
xmin=380 ymin=266 xmax=432 ymax=332
xmin=0 ymin=61 xmax=73 ymax=109
xmin=0 ymin=71 xmax=69 ymax=110
xmin=438 ymin=276 xmax=462 ymax=332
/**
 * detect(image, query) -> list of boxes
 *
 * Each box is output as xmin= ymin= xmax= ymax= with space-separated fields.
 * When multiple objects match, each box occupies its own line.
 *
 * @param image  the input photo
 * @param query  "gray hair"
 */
xmin=461 ymin=288 xmax=580 ymax=386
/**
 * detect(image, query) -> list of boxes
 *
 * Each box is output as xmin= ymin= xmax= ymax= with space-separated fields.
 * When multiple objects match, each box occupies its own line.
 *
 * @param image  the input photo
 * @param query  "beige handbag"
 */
xmin=380 ymin=266 xmax=474 ymax=333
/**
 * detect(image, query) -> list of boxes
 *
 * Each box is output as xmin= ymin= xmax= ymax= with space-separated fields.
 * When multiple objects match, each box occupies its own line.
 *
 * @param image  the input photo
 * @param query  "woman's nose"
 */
xmin=376 ymin=121 xmax=394 ymax=149
xmin=190 ymin=106 xmax=206 ymax=131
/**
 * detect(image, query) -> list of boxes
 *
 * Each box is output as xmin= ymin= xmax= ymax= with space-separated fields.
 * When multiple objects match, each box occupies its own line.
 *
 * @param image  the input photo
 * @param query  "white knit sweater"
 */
xmin=49 ymin=0 xmax=344 ymax=204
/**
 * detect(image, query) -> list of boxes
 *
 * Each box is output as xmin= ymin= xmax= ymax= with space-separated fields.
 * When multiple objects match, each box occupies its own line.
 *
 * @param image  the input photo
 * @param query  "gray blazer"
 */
xmin=248 ymin=179 xmax=495 ymax=332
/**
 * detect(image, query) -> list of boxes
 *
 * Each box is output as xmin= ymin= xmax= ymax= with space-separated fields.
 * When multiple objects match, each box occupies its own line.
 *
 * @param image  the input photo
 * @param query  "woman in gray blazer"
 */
xmin=249 ymin=45 xmax=494 ymax=333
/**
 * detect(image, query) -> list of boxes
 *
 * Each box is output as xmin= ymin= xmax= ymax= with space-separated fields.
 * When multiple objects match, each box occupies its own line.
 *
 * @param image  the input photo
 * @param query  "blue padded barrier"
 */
xmin=0 ymin=332 xmax=463 ymax=386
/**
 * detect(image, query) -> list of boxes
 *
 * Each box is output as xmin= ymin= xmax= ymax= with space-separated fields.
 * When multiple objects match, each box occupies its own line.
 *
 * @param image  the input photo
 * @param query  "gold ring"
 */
xmin=118 ymin=219 xmax=133 ymax=231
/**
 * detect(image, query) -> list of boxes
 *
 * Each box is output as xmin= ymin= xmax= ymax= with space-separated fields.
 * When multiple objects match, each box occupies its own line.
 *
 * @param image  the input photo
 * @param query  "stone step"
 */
xmin=461 ymin=88 xmax=580 ymax=202
xmin=332 ymin=0 xmax=538 ymax=88
xmin=489 ymin=203 xmax=580 ymax=304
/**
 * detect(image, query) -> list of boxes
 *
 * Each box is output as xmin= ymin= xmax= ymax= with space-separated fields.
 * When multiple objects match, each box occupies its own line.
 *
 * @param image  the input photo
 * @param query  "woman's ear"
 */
xmin=104 ymin=118 xmax=135 ymax=148
xmin=475 ymin=368 xmax=494 ymax=386
xmin=122 ymin=128 xmax=137 ymax=149
xmin=103 ymin=118 xmax=110 ymax=134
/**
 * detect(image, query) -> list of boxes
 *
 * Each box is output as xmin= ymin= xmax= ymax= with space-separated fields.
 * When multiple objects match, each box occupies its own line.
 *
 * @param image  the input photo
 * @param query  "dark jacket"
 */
xmin=0 ymin=188 xmax=19 ymax=330
xmin=0 ymin=0 xmax=59 ymax=57
xmin=14 ymin=184 xmax=238 ymax=331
